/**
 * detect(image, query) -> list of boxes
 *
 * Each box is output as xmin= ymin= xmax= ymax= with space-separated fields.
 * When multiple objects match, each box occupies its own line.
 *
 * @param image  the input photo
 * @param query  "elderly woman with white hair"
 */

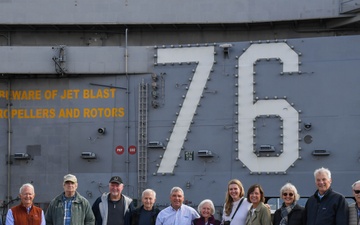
xmin=192 ymin=199 xmax=220 ymax=225
xmin=273 ymin=183 xmax=304 ymax=225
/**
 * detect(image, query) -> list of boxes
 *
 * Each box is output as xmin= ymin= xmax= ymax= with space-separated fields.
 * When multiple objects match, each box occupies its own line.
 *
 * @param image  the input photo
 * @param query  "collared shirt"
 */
xmin=155 ymin=204 xmax=199 ymax=225
xmin=317 ymin=192 xmax=324 ymax=200
xmin=63 ymin=195 xmax=75 ymax=225
xmin=5 ymin=207 xmax=46 ymax=225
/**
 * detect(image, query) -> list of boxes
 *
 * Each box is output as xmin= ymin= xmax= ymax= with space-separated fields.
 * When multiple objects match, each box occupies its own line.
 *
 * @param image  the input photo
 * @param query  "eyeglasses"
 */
xmin=354 ymin=190 xmax=360 ymax=194
xmin=282 ymin=193 xmax=294 ymax=197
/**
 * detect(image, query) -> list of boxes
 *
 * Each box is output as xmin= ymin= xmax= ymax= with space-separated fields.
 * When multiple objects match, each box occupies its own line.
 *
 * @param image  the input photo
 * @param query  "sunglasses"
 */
xmin=282 ymin=192 xmax=294 ymax=197
xmin=354 ymin=190 xmax=360 ymax=194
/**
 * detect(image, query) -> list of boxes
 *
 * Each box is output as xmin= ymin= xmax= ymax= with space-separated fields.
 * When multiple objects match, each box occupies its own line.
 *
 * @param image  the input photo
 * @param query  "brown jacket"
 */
xmin=11 ymin=204 xmax=43 ymax=225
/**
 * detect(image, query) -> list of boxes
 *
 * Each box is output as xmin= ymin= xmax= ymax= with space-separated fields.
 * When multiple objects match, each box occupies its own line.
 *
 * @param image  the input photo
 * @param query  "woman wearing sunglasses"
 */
xmin=273 ymin=183 xmax=304 ymax=225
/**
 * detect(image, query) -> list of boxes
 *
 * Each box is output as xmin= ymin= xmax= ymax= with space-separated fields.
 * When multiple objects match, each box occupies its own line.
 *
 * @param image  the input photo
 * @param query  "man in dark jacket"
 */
xmin=304 ymin=167 xmax=349 ymax=225
xmin=92 ymin=176 xmax=134 ymax=225
xmin=130 ymin=189 xmax=160 ymax=225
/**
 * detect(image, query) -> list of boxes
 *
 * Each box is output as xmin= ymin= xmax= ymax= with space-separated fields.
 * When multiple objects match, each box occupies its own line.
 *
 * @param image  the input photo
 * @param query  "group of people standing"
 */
xmin=222 ymin=167 xmax=350 ymax=225
xmin=4 ymin=167 xmax=357 ymax=225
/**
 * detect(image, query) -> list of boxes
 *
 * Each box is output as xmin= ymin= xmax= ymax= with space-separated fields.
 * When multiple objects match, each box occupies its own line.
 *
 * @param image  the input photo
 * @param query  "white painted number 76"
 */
xmin=156 ymin=42 xmax=300 ymax=174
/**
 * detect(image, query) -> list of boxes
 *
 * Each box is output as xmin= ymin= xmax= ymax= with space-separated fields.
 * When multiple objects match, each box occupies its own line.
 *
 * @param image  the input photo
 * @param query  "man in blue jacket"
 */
xmin=304 ymin=167 xmax=349 ymax=225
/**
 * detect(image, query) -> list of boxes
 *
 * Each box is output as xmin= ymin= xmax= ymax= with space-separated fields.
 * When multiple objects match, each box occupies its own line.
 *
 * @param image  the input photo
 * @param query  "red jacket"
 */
xmin=11 ymin=204 xmax=43 ymax=225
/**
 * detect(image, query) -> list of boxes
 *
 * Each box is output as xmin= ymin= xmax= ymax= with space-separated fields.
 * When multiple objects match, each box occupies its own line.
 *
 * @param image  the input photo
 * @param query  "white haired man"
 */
xmin=304 ymin=167 xmax=349 ymax=225
xmin=6 ymin=183 xmax=45 ymax=225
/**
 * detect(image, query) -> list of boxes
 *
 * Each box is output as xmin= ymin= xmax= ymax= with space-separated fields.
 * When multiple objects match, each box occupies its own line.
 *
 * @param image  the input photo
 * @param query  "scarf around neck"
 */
xmin=279 ymin=202 xmax=295 ymax=225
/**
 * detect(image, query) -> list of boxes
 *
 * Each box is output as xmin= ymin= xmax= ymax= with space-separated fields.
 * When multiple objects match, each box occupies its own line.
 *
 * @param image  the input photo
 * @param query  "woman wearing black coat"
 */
xmin=273 ymin=183 xmax=304 ymax=225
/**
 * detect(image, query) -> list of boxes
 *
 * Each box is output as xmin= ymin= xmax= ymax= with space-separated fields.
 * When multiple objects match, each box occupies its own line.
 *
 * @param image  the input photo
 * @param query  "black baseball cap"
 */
xmin=109 ymin=176 xmax=123 ymax=184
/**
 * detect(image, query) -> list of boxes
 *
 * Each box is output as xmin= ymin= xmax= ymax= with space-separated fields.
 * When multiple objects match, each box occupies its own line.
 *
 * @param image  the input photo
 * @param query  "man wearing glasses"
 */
xmin=304 ymin=167 xmax=349 ymax=225
xmin=349 ymin=180 xmax=360 ymax=225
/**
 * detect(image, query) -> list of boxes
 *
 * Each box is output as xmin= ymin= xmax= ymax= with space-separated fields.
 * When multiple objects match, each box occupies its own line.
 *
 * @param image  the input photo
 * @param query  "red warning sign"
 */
xmin=128 ymin=145 xmax=137 ymax=155
xmin=115 ymin=145 xmax=124 ymax=155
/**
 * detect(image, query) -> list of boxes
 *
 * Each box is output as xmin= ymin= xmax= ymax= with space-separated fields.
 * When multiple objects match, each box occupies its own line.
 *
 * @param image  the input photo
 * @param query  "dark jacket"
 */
xmin=273 ymin=203 xmax=304 ymax=225
xmin=304 ymin=188 xmax=349 ymax=225
xmin=193 ymin=215 xmax=221 ymax=225
xmin=130 ymin=205 xmax=160 ymax=225
xmin=92 ymin=193 xmax=134 ymax=225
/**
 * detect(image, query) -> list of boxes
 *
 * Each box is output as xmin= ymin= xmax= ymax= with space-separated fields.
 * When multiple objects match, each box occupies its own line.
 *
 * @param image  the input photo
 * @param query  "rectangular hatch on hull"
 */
xmin=13 ymin=153 xmax=31 ymax=160
xmin=148 ymin=141 xmax=164 ymax=148
xmin=312 ymin=149 xmax=330 ymax=156
xmin=259 ymin=145 xmax=276 ymax=152
xmin=197 ymin=150 xmax=213 ymax=157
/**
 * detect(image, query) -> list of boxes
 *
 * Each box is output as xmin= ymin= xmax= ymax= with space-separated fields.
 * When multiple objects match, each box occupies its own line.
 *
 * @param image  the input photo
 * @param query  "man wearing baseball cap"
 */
xmin=92 ymin=176 xmax=135 ymax=225
xmin=45 ymin=174 xmax=95 ymax=225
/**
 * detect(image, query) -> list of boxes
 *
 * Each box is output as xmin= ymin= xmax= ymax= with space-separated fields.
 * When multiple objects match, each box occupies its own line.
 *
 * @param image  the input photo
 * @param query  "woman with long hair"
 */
xmin=222 ymin=179 xmax=252 ymax=225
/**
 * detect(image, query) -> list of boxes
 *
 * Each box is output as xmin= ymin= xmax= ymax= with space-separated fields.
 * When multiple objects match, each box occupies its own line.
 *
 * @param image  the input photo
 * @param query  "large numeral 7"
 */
xmin=156 ymin=46 xmax=215 ymax=174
